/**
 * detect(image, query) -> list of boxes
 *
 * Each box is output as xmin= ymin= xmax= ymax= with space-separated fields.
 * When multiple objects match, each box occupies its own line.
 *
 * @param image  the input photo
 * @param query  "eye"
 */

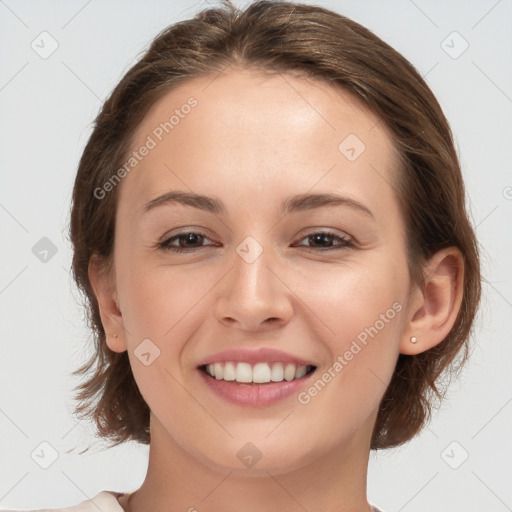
xmin=156 ymin=231 xmax=216 ymax=253
xmin=294 ymin=230 xmax=354 ymax=252
xmin=155 ymin=229 xmax=354 ymax=253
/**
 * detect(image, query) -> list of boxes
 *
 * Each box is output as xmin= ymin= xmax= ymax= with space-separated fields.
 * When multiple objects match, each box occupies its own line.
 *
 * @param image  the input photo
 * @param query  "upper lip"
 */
xmin=197 ymin=347 xmax=316 ymax=368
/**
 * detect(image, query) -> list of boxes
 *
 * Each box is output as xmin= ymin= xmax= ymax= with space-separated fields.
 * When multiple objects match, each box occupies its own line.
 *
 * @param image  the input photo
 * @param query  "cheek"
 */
xmin=118 ymin=244 xmax=406 ymax=354
xmin=295 ymin=309 xmax=403 ymax=451
xmin=295 ymin=256 xmax=405 ymax=342
xmin=116 ymin=257 xmax=204 ymax=338
xmin=116 ymin=265 xmax=205 ymax=412
xmin=295 ymin=257 xmax=405 ymax=406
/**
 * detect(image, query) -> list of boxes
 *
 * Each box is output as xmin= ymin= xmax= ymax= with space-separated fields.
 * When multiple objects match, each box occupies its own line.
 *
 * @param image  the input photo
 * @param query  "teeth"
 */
xmin=252 ymin=362 xmax=271 ymax=383
xmin=284 ymin=363 xmax=296 ymax=381
xmin=295 ymin=364 xmax=308 ymax=379
xmin=236 ymin=362 xmax=252 ymax=383
xmin=270 ymin=363 xmax=284 ymax=382
xmin=204 ymin=361 xmax=313 ymax=383
xmin=223 ymin=362 xmax=236 ymax=381
xmin=214 ymin=363 xmax=223 ymax=380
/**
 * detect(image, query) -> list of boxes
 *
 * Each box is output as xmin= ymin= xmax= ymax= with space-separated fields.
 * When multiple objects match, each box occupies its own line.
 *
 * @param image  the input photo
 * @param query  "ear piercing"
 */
xmin=109 ymin=331 xmax=418 ymax=344
xmin=109 ymin=332 xmax=418 ymax=348
xmin=109 ymin=332 xmax=419 ymax=343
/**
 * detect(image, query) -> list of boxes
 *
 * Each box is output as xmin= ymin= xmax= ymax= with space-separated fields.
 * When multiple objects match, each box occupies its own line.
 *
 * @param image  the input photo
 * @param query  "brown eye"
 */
xmin=157 ymin=231 xmax=215 ymax=252
xmin=295 ymin=230 xmax=354 ymax=251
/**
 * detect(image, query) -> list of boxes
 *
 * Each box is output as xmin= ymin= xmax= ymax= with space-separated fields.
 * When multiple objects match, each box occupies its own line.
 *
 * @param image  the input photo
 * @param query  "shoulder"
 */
xmin=0 ymin=491 xmax=125 ymax=512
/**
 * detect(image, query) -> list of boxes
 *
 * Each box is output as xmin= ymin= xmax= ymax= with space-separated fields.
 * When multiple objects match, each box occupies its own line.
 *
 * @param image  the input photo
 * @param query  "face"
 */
xmin=107 ymin=68 xmax=412 ymax=474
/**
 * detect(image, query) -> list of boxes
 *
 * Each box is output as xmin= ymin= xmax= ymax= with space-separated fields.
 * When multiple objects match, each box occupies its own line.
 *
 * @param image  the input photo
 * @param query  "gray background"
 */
xmin=0 ymin=0 xmax=511 ymax=510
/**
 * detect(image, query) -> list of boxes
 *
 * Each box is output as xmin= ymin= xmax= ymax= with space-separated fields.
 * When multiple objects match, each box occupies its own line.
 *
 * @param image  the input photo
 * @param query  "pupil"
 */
xmin=183 ymin=233 xmax=200 ymax=246
xmin=313 ymin=234 xmax=331 ymax=246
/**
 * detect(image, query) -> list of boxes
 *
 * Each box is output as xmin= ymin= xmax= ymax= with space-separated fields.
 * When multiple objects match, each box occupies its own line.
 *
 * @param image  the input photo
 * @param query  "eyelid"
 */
xmin=157 ymin=225 xmax=215 ymax=242
xmin=296 ymin=227 xmax=353 ymax=241
xmin=156 ymin=227 xmax=356 ymax=253
xmin=293 ymin=229 xmax=354 ymax=249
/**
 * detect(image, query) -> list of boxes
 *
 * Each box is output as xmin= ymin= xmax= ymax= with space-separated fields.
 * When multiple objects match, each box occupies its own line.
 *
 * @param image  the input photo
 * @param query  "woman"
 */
xmin=3 ymin=1 xmax=481 ymax=511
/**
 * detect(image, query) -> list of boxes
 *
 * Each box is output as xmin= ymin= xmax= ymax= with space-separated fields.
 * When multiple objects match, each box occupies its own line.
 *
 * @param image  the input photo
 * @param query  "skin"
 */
xmin=89 ymin=67 xmax=464 ymax=512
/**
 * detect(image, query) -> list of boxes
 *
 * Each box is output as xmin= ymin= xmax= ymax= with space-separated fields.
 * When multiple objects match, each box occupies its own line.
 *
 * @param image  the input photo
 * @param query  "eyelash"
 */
xmin=155 ymin=230 xmax=354 ymax=253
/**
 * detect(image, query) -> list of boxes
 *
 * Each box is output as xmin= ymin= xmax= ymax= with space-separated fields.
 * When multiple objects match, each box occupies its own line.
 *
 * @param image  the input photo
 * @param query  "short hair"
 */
xmin=69 ymin=0 xmax=482 ymax=451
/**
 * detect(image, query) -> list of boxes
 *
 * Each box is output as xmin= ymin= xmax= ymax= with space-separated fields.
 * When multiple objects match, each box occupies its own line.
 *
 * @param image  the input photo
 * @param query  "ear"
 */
xmin=400 ymin=247 xmax=464 ymax=355
xmin=88 ymin=254 xmax=127 ymax=353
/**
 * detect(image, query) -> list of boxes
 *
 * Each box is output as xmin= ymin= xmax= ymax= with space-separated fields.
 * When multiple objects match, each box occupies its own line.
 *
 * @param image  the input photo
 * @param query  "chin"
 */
xmin=194 ymin=439 xmax=317 ymax=477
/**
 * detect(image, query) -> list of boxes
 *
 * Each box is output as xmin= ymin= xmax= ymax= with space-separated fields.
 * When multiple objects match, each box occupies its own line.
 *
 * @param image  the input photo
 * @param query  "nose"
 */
xmin=214 ymin=243 xmax=293 ymax=332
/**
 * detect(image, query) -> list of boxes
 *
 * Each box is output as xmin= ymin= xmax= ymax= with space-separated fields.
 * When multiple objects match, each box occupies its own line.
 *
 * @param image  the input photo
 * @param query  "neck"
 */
xmin=121 ymin=413 xmax=374 ymax=512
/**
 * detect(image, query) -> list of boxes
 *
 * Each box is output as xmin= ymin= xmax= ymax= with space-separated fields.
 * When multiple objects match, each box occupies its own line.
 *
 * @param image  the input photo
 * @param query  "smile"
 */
xmin=200 ymin=361 xmax=316 ymax=383
xmin=197 ymin=362 xmax=318 ymax=407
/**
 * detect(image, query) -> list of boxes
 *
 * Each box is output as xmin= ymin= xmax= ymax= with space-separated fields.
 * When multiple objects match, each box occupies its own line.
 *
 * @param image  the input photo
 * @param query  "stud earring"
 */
xmin=112 ymin=333 xmax=118 ymax=338
xmin=410 ymin=336 xmax=418 ymax=344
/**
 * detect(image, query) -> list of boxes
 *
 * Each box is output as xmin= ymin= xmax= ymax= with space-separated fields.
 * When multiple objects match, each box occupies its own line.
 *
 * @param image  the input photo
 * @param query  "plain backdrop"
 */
xmin=0 ymin=0 xmax=511 ymax=510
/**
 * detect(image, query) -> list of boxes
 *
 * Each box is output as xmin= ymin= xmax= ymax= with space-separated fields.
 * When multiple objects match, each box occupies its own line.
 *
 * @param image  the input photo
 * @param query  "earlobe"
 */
xmin=88 ymin=254 xmax=128 ymax=353
xmin=400 ymin=247 xmax=464 ymax=356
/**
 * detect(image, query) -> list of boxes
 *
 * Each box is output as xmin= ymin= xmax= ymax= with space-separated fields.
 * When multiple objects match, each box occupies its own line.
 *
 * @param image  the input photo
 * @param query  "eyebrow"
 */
xmin=142 ymin=190 xmax=374 ymax=219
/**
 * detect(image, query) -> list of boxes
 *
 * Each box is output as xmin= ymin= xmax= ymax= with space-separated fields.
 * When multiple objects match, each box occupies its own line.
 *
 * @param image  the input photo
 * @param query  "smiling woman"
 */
xmin=2 ymin=1 xmax=482 ymax=511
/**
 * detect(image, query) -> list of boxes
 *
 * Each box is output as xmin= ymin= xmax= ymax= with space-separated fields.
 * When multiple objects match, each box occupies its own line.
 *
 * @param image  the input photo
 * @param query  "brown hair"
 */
xmin=69 ymin=0 xmax=481 ymax=451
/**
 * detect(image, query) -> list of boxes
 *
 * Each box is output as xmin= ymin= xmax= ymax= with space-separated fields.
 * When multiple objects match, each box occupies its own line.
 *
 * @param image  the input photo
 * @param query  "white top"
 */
xmin=0 ymin=491 xmax=385 ymax=511
xmin=0 ymin=492 xmax=124 ymax=512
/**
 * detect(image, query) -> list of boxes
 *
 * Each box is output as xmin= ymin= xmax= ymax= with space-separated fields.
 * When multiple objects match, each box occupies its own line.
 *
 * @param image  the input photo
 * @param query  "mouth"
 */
xmin=198 ymin=361 xmax=317 ymax=384
xmin=197 ymin=361 xmax=318 ymax=407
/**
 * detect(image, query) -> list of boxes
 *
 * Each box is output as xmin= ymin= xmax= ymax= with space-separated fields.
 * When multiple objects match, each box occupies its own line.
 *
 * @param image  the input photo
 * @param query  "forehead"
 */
xmin=118 ymin=68 xmax=400 ymax=220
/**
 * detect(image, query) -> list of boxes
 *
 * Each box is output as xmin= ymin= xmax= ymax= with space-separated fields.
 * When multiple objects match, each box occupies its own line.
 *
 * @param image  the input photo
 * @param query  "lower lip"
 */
xmin=197 ymin=368 xmax=316 ymax=407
